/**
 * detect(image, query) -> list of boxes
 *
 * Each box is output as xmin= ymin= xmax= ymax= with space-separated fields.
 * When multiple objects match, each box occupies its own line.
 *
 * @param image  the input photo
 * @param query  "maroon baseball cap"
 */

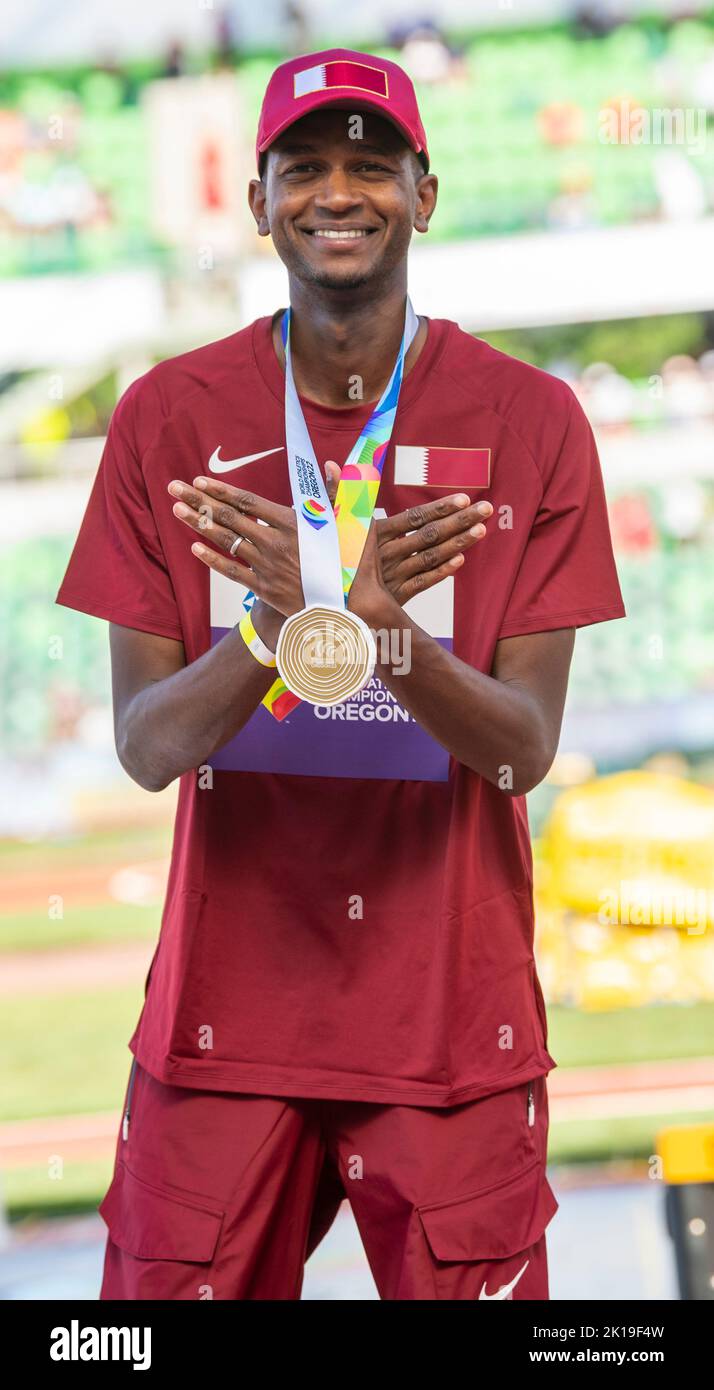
xmin=256 ymin=47 xmax=429 ymax=174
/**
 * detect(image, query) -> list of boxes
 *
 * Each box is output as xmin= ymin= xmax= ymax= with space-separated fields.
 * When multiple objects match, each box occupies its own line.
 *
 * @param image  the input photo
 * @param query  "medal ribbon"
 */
xmin=262 ymin=296 xmax=419 ymax=719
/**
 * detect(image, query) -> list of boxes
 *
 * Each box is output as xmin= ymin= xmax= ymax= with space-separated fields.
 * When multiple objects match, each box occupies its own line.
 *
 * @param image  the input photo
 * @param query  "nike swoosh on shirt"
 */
xmin=478 ymin=1258 xmax=529 ymax=1300
xmin=208 ymin=446 xmax=284 ymax=474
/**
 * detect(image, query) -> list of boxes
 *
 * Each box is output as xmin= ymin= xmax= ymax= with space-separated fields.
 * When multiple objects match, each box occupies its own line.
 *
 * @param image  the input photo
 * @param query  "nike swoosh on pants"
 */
xmin=478 ymin=1258 xmax=530 ymax=1300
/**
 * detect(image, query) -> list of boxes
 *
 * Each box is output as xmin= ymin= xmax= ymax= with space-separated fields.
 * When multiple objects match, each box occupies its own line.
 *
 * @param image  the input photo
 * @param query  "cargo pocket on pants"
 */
xmin=99 ymin=1159 xmax=225 ymax=1299
xmin=416 ymin=1157 xmax=558 ymax=1301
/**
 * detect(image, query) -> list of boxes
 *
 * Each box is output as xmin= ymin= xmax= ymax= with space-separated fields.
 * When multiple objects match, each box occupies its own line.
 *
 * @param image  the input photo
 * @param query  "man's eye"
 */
xmin=356 ymin=162 xmax=390 ymax=173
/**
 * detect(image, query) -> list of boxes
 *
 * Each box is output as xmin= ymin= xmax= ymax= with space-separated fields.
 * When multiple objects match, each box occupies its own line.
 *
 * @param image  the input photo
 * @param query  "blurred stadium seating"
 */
xmin=1 ymin=20 xmax=713 ymax=275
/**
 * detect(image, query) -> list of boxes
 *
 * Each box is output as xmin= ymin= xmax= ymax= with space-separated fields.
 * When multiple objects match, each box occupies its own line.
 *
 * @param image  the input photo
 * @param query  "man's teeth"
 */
xmin=312 ymin=229 xmax=368 ymax=239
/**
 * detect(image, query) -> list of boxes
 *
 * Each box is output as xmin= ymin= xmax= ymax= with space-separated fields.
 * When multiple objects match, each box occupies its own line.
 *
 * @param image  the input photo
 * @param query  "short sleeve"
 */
xmin=498 ymin=390 xmax=626 ymax=640
xmin=55 ymin=384 xmax=183 ymax=641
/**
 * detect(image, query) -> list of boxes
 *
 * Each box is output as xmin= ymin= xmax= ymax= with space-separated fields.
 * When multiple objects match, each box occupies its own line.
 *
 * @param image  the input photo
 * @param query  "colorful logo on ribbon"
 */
xmin=302 ymin=498 xmax=329 ymax=529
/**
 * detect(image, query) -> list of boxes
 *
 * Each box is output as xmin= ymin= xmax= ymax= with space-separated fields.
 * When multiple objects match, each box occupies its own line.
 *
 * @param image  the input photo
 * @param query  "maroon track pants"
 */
xmin=99 ymin=1060 xmax=558 ymax=1300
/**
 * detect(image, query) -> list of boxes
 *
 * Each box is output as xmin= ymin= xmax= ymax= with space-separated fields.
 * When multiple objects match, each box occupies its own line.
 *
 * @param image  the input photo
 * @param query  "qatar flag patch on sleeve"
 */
xmin=394 ymin=445 xmax=491 ymax=488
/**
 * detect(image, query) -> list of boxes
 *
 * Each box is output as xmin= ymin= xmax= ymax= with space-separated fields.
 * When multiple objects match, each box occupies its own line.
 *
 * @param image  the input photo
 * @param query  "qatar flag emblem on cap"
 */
xmin=394 ymin=446 xmax=491 ymax=488
xmin=294 ymin=60 xmax=389 ymax=100
xmin=256 ymin=47 xmax=429 ymax=171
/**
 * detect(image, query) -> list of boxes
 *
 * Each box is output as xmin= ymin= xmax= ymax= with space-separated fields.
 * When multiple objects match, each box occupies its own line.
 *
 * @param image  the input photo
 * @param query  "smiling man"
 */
xmin=56 ymin=48 xmax=626 ymax=1300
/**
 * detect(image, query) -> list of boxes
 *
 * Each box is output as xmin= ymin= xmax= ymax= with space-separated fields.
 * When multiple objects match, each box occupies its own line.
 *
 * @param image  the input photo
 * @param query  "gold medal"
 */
xmin=275 ymin=605 xmax=376 ymax=706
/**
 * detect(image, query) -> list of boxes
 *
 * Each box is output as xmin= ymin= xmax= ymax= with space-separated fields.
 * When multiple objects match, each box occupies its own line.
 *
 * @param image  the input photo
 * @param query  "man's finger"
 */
xmin=377 ymin=493 xmax=471 ymax=542
xmin=189 ymin=477 xmax=292 ymax=528
xmin=381 ymin=501 xmax=492 ymax=562
xmin=395 ymin=525 xmax=487 ymax=582
xmin=325 ymin=461 xmax=340 ymax=508
xmin=190 ymin=540 xmax=261 ymax=588
xmin=395 ymin=554 xmax=467 ymax=603
xmin=171 ymin=499 xmax=261 ymax=566
xmin=170 ymin=484 xmax=277 ymax=551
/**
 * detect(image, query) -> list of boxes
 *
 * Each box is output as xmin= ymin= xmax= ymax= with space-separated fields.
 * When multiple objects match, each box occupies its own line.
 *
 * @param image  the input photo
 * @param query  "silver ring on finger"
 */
xmin=229 ymin=534 xmax=245 ymax=557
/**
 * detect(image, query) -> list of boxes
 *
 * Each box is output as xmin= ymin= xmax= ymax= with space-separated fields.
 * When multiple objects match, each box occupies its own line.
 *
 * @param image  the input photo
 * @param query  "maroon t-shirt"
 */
xmin=56 ymin=314 xmax=626 ymax=1106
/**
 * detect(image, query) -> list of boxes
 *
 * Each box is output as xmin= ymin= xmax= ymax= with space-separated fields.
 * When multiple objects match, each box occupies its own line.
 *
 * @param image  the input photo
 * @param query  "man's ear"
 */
xmin=414 ymin=173 xmax=438 ymax=234
xmin=248 ymin=178 xmax=270 ymax=237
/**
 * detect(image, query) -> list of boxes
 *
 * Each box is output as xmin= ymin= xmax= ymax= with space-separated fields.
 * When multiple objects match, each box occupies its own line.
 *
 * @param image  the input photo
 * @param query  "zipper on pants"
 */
xmin=122 ymin=1055 xmax=139 ymax=1141
xmin=527 ymin=1081 xmax=535 ymax=1127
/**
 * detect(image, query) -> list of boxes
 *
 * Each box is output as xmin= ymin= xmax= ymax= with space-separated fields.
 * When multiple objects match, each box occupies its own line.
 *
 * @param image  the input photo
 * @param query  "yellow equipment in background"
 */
xmin=536 ymin=772 xmax=714 ymax=1010
xmin=657 ymin=1122 xmax=714 ymax=1301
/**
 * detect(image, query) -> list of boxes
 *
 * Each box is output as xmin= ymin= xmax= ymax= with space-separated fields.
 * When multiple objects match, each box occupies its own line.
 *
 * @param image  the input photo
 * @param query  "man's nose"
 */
xmin=313 ymin=167 xmax=362 ymax=207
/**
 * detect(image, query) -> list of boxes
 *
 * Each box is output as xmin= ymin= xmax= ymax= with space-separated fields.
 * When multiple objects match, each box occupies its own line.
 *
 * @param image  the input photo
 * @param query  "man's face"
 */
xmin=249 ymin=107 xmax=437 ymax=291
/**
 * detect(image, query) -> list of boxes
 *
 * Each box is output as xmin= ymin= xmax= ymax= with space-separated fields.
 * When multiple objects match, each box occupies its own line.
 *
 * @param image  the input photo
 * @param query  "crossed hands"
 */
xmin=168 ymin=463 xmax=492 ymax=644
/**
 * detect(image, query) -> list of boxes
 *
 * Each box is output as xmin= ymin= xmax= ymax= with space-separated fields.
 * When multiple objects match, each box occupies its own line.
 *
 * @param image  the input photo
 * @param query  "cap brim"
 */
xmin=258 ymin=92 xmax=427 ymax=170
